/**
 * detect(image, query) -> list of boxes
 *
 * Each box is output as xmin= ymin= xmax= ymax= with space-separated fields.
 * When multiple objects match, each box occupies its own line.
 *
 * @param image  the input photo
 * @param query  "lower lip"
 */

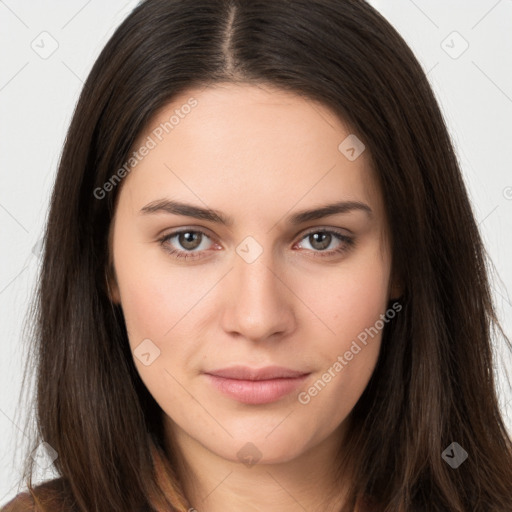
xmin=205 ymin=374 xmax=310 ymax=405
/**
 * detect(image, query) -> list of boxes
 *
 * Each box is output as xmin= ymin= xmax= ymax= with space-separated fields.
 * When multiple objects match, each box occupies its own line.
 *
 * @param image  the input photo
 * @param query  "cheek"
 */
xmin=337 ymin=266 xmax=389 ymax=335
xmin=113 ymin=235 xmax=203 ymax=343
xmin=295 ymin=247 xmax=390 ymax=420
xmin=112 ymin=237 xmax=215 ymax=392
xmin=112 ymin=248 xmax=200 ymax=411
xmin=308 ymin=245 xmax=391 ymax=343
xmin=115 ymin=269 xmax=171 ymax=344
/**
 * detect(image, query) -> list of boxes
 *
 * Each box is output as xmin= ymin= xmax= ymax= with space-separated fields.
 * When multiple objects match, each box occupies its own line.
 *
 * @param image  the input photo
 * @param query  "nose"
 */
xmin=220 ymin=246 xmax=297 ymax=343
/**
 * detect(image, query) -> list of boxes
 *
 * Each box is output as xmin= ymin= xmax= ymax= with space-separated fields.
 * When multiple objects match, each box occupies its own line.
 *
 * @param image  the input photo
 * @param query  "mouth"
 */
xmin=203 ymin=365 xmax=311 ymax=405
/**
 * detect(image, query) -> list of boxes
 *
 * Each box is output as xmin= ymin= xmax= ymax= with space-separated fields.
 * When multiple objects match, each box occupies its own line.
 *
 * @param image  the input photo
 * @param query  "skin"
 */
xmin=108 ymin=83 xmax=399 ymax=512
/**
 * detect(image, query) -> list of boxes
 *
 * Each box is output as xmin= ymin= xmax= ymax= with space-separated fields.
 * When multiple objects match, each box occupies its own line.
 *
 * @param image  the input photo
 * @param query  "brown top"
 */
xmin=1 ymin=478 xmax=73 ymax=512
xmin=1 ymin=494 xmax=33 ymax=512
xmin=2 ymin=448 xmax=376 ymax=512
xmin=2 ymin=483 xmax=375 ymax=512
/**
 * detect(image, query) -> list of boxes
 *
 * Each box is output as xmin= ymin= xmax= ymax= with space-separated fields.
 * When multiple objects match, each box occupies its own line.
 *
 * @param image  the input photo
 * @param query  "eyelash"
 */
xmin=158 ymin=227 xmax=355 ymax=261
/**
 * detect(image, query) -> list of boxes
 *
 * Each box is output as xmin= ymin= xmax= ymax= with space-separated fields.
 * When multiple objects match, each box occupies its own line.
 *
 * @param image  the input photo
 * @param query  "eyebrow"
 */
xmin=139 ymin=198 xmax=372 ymax=226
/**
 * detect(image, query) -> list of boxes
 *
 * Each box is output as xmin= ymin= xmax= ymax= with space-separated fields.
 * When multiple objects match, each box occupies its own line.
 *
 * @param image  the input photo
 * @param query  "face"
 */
xmin=108 ymin=83 xmax=397 ymax=467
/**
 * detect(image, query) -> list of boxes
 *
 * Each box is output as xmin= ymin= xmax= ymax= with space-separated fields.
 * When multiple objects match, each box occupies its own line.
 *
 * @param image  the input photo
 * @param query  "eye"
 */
xmin=158 ymin=227 xmax=355 ymax=261
xmin=294 ymin=229 xmax=355 ymax=258
xmin=158 ymin=229 xmax=216 ymax=260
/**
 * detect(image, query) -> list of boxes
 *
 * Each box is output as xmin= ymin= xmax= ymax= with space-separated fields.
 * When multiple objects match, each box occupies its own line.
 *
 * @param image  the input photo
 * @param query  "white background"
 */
xmin=1 ymin=0 xmax=511 ymax=505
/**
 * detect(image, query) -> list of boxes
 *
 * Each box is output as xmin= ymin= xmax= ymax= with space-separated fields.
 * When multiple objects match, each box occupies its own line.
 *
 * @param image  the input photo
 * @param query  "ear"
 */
xmin=388 ymin=272 xmax=404 ymax=301
xmin=105 ymin=264 xmax=121 ymax=304
xmin=105 ymin=223 xmax=121 ymax=304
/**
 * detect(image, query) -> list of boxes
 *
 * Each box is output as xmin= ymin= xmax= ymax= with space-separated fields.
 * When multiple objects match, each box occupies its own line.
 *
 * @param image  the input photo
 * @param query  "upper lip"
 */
xmin=205 ymin=365 xmax=310 ymax=381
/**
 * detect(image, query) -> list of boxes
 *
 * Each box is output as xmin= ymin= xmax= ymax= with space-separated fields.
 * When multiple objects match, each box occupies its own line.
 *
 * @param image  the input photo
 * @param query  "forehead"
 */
xmin=119 ymin=83 xmax=383 ymax=223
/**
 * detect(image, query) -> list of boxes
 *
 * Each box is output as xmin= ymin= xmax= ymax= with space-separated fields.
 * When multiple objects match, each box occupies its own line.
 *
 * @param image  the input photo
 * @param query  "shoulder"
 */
xmin=1 ymin=492 xmax=33 ymax=512
xmin=1 ymin=478 xmax=74 ymax=512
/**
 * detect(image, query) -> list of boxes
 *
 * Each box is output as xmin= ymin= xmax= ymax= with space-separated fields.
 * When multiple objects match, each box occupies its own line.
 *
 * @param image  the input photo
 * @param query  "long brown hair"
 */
xmin=10 ymin=0 xmax=512 ymax=510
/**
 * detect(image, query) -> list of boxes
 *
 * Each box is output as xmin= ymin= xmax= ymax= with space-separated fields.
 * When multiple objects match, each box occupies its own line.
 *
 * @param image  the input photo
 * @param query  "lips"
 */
xmin=205 ymin=365 xmax=309 ymax=381
xmin=204 ymin=365 xmax=310 ymax=404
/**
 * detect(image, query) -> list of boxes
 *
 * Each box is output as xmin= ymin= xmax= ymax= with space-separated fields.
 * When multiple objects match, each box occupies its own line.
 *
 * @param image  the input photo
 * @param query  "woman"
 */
xmin=3 ymin=0 xmax=512 ymax=510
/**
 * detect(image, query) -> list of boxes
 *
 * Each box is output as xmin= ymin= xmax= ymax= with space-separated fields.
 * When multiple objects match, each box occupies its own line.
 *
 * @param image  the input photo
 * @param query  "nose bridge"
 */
xmin=235 ymin=248 xmax=281 ymax=304
xmin=222 ymin=235 xmax=295 ymax=341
